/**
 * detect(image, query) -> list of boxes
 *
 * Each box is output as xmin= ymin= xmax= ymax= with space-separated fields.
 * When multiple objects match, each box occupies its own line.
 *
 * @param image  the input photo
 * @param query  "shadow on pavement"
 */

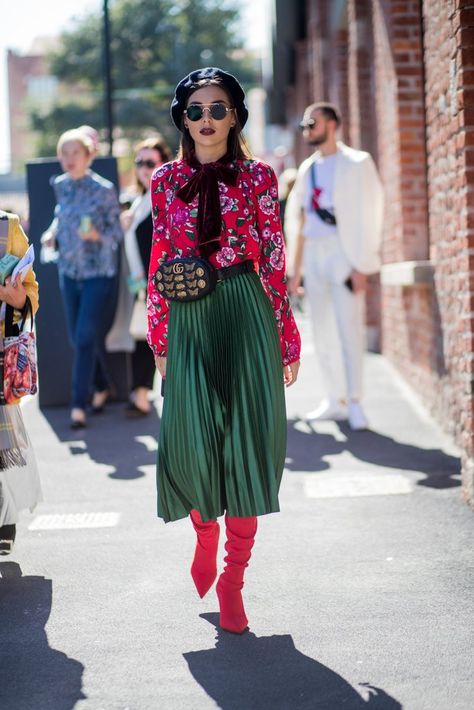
xmin=286 ymin=418 xmax=460 ymax=490
xmin=184 ymin=613 xmax=402 ymax=709
xmin=41 ymin=404 xmax=160 ymax=480
xmin=0 ymin=561 xmax=86 ymax=710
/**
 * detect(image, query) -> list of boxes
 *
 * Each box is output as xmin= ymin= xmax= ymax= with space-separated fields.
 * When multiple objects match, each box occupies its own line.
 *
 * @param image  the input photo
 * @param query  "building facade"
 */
xmin=7 ymin=42 xmax=60 ymax=175
xmin=270 ymin=0 xmax=474 ymax=505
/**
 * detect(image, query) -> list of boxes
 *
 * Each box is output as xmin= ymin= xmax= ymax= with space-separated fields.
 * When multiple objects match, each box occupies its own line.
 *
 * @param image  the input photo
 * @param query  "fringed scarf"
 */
xmin=177 ymin=152 xmax=238 ymax=258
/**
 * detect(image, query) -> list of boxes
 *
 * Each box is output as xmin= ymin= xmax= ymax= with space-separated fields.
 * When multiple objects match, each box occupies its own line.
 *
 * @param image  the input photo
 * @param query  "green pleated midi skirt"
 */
xmin=157 ymin=270 xmax=287 ymax=523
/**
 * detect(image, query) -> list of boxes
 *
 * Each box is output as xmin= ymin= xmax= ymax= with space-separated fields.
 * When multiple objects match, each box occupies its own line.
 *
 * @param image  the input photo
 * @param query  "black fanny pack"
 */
xmin=155 ymin=257 xmax=253 ymax=302
xmin=315 ymin=207 xmax=336 ymax=225
xmin=311 ymin=162 xmax=337 ymax=226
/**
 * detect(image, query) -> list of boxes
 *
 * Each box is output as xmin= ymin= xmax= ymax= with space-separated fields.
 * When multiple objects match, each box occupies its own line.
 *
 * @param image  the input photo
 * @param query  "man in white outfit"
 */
xmin=288 ymin=102 xmax=383 ymax=430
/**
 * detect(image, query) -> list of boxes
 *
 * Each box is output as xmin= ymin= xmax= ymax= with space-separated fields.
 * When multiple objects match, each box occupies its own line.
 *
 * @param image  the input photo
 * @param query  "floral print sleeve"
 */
xmin=252 ymin=163 xmax=301 ymax=366
xmin=147 ymin=163 xmax=173 ymax=358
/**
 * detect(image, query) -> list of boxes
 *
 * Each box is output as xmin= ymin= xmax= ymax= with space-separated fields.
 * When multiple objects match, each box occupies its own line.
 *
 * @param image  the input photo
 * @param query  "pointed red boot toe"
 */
xmin=190 ymin=509 xmax=220 ymax=598
xmin=191 ymin=559 xmax=218 ymax=599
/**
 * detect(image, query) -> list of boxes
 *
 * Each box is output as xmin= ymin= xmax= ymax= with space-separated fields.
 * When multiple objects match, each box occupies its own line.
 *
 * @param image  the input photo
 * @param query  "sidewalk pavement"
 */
xmin=0 ymin=311 xmax=472 ymax=710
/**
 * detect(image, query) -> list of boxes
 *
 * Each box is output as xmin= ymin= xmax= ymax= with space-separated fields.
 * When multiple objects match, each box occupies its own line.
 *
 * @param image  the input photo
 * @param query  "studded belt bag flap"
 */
xmin=155 ymin=257 xmax=217 ymax=302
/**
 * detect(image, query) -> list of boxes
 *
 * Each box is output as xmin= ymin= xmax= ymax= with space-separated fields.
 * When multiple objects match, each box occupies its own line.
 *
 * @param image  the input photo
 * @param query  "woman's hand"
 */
xmin=155 ymin=356 xmax=167 ymax=378
xmin=350 ymin=269 xmax=367 ymax=293
xmin=283 ymin=360 xmax=300 ymax=387
xmin=41 ymin=229 xmax=56 ymax=248
xmin=0 ymin=276 xmax=27 ymax=310
xmin=287 ymin=272 xmax=303 ymax=297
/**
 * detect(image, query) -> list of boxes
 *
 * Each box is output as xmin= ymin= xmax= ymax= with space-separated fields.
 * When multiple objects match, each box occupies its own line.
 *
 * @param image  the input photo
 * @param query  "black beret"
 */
xmin=170 ymin=66 xmax=248 ymax=131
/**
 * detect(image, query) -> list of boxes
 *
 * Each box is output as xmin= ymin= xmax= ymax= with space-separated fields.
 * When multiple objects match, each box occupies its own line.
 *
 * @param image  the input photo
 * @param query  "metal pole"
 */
xmin=103 ymin=0 xmax=114 ymax=154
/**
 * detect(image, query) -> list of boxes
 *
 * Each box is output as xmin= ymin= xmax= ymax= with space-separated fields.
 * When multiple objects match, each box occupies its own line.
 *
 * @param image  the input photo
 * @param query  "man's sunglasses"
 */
xmin=184 ymin=103 xmax=234 ymax=121
xmin=135 ymin=159 xmax=158 ymax=169
xmin=299 ymin=119 xmax=316 ymax=130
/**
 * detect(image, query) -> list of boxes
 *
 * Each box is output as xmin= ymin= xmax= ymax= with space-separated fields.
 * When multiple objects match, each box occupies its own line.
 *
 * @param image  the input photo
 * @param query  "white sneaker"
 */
xmin=348 ymin=401 xmax=369 ymax=430
xmin=306 ymin=398 xmax=347 ymax=422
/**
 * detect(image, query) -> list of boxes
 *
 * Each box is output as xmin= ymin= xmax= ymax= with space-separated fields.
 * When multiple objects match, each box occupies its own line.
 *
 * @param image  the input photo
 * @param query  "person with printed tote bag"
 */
xmin=0 ymin=211 xmax=41 ymax=555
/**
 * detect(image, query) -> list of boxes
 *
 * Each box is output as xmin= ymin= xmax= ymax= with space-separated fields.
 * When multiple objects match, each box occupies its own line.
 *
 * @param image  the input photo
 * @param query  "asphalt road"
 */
xmin=0 ymin=312 xmax=472 ymax=710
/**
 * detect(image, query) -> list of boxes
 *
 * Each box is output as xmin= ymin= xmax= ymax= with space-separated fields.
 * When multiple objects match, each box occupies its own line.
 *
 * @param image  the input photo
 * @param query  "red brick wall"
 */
xmin=372 ymin=0 xmax=429 ymax=408
xmin=369 ymin=0 xmax=474 ymax=500
xmin=7 ymin=51 xmax=46 ymax=173
xmin=422 ymin=0 xmax=474 ymax=500
xmin=348 ymin=0 xmax=378 ymax=158
xmin=292 ymin=1 xmax=329 ymax=165
xmin=371 ymin=1 xmax=440 ymax=417
xmin=330 ymin=30 xmax=351 ymax=143
xmin=373 ymin=0 xmax=429 ymax=264
xmin=347 ymin=0 xmax=382 ymax=349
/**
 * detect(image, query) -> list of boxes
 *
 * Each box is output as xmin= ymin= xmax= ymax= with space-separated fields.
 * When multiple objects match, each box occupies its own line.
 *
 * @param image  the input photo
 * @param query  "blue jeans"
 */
xmin=60 ymin=275 xmax=115 ymax=409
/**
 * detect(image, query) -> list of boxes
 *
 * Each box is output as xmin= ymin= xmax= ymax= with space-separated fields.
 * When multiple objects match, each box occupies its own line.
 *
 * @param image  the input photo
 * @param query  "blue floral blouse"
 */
xmin=52 ymin=171 xmax=123 ymax=280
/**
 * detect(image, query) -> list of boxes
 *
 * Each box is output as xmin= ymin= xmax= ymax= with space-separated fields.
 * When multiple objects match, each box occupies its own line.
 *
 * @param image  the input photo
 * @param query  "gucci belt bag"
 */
xmin=155 ymin=258 xmax=255 ymax=302
xmin=155 ymin=257 xmax=217 ymax=302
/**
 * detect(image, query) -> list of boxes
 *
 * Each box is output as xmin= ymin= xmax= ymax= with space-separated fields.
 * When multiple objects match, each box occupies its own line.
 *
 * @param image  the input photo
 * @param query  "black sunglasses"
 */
xmin=135 ymin=159 xmax=158 ymax=169
xmin=184 ymin=102 xmax=234 ymax=122
xmin=299 ymin=119 xmax=316 ymax=130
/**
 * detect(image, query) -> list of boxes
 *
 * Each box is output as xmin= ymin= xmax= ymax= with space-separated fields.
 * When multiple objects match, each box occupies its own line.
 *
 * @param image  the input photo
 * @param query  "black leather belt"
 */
xmin=216 ymin=260 xmax=254 ymax=281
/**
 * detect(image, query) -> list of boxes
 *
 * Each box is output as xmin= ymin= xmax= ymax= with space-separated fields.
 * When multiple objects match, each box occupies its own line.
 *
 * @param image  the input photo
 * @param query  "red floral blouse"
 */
xmin=147 ymin=158 xmax=301 ymax=366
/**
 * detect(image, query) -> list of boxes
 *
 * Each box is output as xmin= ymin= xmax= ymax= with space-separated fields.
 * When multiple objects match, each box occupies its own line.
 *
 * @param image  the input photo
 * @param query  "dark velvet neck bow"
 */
xmin=177 ymin=152 xmax=238 ymax=256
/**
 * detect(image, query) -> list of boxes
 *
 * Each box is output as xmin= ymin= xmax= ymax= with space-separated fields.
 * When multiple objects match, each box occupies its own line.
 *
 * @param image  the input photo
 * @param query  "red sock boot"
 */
xmin=216 ymin=514 xmax=258 ymax=634
xmin=190 ymin=509 xmax=220 ymax=598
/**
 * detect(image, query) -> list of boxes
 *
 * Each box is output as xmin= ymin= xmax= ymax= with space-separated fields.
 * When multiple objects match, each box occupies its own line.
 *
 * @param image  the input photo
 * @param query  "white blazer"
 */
xmin=287 ymin=142 xmax=384 ymax=274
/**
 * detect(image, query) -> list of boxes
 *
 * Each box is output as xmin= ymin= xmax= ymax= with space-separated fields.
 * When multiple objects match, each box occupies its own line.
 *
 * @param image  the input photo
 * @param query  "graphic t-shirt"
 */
xmin=303 ymin=154 xmax=338 ymax=239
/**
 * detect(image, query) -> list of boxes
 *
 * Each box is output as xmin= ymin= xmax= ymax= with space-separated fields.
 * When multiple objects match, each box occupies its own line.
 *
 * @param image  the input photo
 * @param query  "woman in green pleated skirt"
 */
xmin=147 ymin=68 xmax=301 ymax=634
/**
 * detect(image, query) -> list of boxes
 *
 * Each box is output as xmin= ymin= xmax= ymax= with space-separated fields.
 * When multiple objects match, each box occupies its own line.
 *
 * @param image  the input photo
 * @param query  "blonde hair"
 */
xmin=78 ymin=125 xmax=99 ymax=152
xmin=57 ymin=129 xmax=94 ymax=156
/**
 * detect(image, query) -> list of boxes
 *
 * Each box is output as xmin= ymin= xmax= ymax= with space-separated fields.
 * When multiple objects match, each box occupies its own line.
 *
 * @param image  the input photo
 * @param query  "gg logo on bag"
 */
xmin=156 ymin=257 xmax=217 ymax=302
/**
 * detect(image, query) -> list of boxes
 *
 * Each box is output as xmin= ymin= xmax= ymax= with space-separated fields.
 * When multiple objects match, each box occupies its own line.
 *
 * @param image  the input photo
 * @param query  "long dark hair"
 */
xmin=177 ymin=78 xmax=252 ymax=162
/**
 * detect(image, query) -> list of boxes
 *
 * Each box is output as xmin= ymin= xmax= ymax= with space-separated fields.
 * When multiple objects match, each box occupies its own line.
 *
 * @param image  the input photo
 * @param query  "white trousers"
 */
xmin=303 ymin=236 xmax=365 ymax=402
